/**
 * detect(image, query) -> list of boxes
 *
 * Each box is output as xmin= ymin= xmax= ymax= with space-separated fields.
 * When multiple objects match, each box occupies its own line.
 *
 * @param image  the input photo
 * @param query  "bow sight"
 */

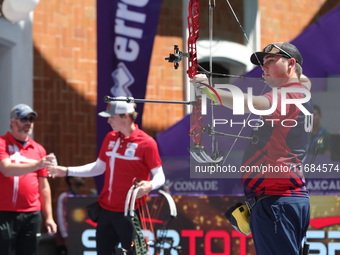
xmin=164 ymin=45 xmax=190 ymax=70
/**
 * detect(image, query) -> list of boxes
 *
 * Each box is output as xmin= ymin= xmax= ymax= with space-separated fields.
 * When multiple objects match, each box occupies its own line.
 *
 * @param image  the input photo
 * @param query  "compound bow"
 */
xmin=165 ymin=0 xmax=262 ymax=165
xmin=124 ymin=179 xmax=180 ymax=255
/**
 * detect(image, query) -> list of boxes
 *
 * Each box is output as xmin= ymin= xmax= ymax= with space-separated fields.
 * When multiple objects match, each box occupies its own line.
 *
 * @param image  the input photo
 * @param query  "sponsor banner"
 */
xmin=97 ymin=0 xmax=162 ymax=117
xmin=68 ymin=196 xmax=340 ymax=255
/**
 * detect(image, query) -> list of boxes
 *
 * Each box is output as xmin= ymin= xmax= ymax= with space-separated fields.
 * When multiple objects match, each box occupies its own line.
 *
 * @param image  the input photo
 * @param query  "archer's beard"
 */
xmin=19 ymin=126 xmax=33 ymax=136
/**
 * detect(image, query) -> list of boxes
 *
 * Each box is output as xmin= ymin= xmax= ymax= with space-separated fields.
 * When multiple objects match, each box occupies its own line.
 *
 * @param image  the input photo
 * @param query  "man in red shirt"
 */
xmin=0 ymin=104 xmax=57 ymax=255
xmin=51 ymin=99 xmax=165 ymax=255
xmin=194 ymin=42 xmax=312 ymax=255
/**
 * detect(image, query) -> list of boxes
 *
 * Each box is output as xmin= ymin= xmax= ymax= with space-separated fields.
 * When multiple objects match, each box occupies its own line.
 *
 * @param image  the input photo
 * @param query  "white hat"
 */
xmin=98 ymin=97 xmax=135 ymax=117
xmin=10 ymin=104 xmax=38 ymax=119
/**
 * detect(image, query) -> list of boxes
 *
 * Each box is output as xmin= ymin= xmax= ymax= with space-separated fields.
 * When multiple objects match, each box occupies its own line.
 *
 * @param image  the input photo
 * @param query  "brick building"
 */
xmin=0 ymin=0 xmax=339 ymax=226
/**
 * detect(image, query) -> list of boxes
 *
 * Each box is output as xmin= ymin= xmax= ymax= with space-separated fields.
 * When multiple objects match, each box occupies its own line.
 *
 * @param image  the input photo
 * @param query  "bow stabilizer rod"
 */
xmin=104 ymin=96 xmax=195 ymax=105
xmin=212 ymin=131 xmax=259 ymax=144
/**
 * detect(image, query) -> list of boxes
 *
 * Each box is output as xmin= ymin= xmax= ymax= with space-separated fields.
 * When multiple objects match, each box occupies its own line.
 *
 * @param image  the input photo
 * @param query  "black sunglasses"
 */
xmin=263 ymin=44 xmax=293 ymax=59
xmin=19 ymin=117 xmax=35 ymax=123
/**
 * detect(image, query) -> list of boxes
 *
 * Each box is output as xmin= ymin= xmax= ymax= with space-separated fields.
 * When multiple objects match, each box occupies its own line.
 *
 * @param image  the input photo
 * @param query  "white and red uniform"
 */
xmin=0 ymin=132 xmax=47 ymax=212
xmin=97 ymin=125 xmax=162 ymax=212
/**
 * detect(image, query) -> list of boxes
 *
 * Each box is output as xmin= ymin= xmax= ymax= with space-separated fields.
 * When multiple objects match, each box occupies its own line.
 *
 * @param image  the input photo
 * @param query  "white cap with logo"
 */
xmin=10 ymin=104 xmax=38 ymax=119
xmin=98 ymin=97 xmax=135 ymax=117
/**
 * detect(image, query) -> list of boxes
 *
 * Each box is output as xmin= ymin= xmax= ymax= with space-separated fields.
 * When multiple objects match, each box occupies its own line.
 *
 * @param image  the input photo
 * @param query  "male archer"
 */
xmin=194 ymin=42 xmax=312 ymax=255
xmin=49 ymin=98 xmax=165 ymax=255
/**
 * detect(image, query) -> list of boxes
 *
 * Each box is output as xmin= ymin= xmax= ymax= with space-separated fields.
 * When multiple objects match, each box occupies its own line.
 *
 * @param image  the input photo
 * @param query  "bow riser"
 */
xmin=187 ymin=0 xmax=225 ymax=164
xmin=187 ymin=0 xmax=199 ymax=79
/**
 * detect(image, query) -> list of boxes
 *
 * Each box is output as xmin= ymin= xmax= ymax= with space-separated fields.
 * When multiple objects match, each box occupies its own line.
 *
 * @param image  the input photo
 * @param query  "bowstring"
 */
xmin=205 ymin=0 xmax=261 ymax=164
xmin=147 ymin=189 xmax=176 ymax=254
xmin=224 ymin=0 xmax=263 ymax=65
xmin=208 ymin=0 xmax=220 ymax=160
xmin=149 ymin=194 xmax=165 ymax=250
xmin=219 ymin=0 xmax=267 ymax=166
xmin=198 ymin=64 xmax=262 ymax=79
xmin=140 ymin=196 xmax=155 ymax=237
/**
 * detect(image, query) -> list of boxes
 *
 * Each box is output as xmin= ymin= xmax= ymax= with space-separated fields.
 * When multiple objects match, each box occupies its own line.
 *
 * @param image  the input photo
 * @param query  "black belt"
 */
xmin=245 ymin=195 xmax=271 ymax=211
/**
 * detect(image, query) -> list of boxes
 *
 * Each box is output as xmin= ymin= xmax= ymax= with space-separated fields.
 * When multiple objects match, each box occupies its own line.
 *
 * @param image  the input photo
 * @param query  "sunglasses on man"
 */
xmin=18 ymin=117 xmax=35 ymax=123
xmin=263 ymin=44 xmax=293 ymax=60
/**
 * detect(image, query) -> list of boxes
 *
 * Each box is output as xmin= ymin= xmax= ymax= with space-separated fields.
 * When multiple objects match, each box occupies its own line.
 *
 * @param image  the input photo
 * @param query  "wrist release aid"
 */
xmin=225 ymin=202 xmax=251 ymax=235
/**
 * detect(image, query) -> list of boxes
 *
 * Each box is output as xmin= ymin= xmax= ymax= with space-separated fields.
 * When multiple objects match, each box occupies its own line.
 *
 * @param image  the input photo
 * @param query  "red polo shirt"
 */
xmin=0 ymin=132 xmax=47 ymax=211
xmin=98 ymin=125 xmax=162 ymax=212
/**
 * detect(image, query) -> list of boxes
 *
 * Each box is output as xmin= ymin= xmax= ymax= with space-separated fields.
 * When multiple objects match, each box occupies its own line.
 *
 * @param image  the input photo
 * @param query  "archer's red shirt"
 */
xmin=0 ymin=132 xmax=47 ymax=211
xmin=98 ymin=125 xmax=162 ymax=212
